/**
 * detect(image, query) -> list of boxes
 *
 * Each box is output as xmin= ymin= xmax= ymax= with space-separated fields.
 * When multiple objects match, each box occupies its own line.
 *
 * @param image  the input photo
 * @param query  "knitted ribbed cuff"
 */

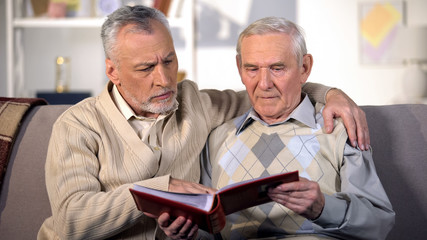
xmin=135 ymin=174 xmax=171 ymax=191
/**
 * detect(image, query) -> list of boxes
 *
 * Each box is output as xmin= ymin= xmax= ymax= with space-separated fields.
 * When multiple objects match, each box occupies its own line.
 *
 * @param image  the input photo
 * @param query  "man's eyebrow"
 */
xmin=134 ymin=52 xmax=175 ymax=68
xmin=134 ymin=61 xmax=157 ymax=68
xmin=271 ymin=62 xmax=285 ymax=67
xmin=243 ymin=63 xmax=258 ymax=68
xmin=163 ymin=51 xmax=176 ymax=60
xmin=243 ymin=62 xmax=285 ymax=68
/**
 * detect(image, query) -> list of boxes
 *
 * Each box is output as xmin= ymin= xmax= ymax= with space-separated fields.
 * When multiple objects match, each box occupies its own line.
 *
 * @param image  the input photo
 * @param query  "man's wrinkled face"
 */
xmin=237 ymin=33 xmax=312 ymax=124
xmin=106 ymin=20 xmax=178 ymax=118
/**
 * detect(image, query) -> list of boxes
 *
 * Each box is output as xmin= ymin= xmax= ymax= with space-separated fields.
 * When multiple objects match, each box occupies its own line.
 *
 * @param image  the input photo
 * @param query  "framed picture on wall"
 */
xmin=358 ymin=1 xmax=406 ymax=65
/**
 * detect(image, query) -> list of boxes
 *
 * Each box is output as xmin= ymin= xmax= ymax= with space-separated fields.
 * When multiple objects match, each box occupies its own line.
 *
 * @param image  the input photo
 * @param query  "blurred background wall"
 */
xmin=1 ymin=0 xmax=426 ymax=105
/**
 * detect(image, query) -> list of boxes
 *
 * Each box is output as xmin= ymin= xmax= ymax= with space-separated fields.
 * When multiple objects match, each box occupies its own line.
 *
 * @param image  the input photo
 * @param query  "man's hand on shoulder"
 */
xmin=323 ymin=88 xmax=370 ymax=150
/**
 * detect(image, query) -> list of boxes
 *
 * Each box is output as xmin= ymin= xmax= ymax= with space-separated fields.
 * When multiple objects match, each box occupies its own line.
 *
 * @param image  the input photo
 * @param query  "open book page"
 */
xmin=132 ymin=185 xmax=215 ymax=212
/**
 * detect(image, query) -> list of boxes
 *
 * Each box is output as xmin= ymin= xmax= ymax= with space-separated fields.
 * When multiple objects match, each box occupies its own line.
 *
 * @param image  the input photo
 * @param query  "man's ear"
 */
xmin=236 ymin=55 xmax=243 ymax=83
xmin=300 ymin=54 xmax=313 ymax=84
xmin=105 ymin=58 xmax=120 ymax=85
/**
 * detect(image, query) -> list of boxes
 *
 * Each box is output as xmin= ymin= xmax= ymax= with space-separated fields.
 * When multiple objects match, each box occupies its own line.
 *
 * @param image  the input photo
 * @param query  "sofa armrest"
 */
xmin=0 ymin=105 xmax=70 ymax=239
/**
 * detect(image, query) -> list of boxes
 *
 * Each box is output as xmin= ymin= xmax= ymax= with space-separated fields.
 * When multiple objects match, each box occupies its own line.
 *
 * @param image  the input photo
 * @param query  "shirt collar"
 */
xmin=236 ymin=94 xmax=317 ymax=134
xmin=111 ymin=84 xmax=136 ymax=121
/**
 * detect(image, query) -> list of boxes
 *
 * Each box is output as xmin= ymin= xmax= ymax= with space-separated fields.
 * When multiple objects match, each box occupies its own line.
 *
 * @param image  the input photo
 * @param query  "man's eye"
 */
xmin=164 ymin=60 xmax=172 ymax=65
xmin=139 ymin=66 xmax=154 ymax=72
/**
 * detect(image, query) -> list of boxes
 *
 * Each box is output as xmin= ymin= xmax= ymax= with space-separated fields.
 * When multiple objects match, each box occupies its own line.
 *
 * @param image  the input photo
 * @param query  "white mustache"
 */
xmin=148 ymin=88 xmax=176 ymax=101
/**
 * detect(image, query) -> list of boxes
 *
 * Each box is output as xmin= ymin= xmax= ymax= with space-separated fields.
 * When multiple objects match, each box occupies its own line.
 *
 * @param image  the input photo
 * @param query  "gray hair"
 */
xmin=236 ymin=17 xmax=307 ymax=66
xmin=101 ymin=5 xmax=170 ymax=62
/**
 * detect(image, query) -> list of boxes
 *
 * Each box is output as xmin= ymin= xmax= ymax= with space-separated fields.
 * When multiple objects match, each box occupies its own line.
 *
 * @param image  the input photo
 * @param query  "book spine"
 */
xmin=207 ymin=195 xmax=226 ymax=233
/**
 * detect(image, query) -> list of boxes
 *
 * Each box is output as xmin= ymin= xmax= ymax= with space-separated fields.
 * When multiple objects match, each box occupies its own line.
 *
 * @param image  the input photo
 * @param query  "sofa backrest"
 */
xmin=0 ymin=105 xmax=71 ymax=239
xmin=0 ymin=104 xmax=426 ymax=239
xmin=362 ymin=104 xmax=427 ymax=240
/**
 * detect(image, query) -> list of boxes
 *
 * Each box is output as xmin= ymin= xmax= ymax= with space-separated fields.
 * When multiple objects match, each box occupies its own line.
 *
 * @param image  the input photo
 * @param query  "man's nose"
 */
xmin=258 ymin=68 xmax=273 ymax=90
xmin=153 ymin=65 xmax=170 ymax=86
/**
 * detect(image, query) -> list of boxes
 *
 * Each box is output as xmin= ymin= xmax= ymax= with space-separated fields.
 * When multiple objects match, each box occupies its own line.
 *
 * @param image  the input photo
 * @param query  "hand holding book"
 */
xmin=168 ymin=178 xmax=217 ymax=195
xmin=156 ymin=212 xmax=199 ymax=240
xmin=267 ymin=176 xmax=326 ymax=220
xmin=130 ymin=171 xmax=299 ymax=233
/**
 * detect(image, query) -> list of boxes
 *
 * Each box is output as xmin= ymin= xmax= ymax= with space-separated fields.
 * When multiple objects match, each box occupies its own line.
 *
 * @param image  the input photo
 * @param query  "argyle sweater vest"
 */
xmin=208 ymin=104 xmax=348 ymax=239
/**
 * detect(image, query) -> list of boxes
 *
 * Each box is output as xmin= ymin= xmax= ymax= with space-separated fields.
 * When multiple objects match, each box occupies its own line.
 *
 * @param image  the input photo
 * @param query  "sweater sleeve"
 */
xmin=44 ymin=116 xmax=154 ymax=240
xmin=181 ymin=81 xmax=251 ymax=130
xmin=302 ymin=82 xmax=332 ymax=104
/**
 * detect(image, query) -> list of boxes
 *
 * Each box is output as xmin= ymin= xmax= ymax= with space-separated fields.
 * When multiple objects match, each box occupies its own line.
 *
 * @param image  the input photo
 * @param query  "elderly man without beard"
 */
xmin=196 ymin=17 xmax=394 ymax=240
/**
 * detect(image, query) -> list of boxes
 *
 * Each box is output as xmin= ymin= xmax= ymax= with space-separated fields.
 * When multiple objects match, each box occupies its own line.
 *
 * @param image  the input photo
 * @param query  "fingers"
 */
xmin=170 ymin=218 xmax=197 ymax=240
xmin=187 ymin=224 xmax=199 ymax=240
xmin=268 ymin=179 xmax=324 ymax=219
xmin=323 ymin=88 xmax=371 ymax=151
xmin=342 ymin=107 xmax=370 ymax=150
xmin=158 ymin=214 xmax=198 ymax=240
xmin=204 ymin=186 xmax=217 ymax=194
xmin=270 ymin=192 xmax=324 ymax=220
xmin=158 ymin=212 xmax=172 ymax=227
xmin=191 ymin=184 xmax=216 ymax=194
xmin=269 ymin=192 xmax=310 ymax=213
xmin=339 ymin=110 xmax=358 ymax=148
xmin=322 ymin=108 xmax=335 ymax=134
xmin=355 ymin=110 xmax=370 ymax=151
xmin=321 ymin=103 xmax=357 ymax=139
xmin=322 ymin=97 xmax=370 ymax=151
xmin=169 ymin=178 xmax=217 ymax=194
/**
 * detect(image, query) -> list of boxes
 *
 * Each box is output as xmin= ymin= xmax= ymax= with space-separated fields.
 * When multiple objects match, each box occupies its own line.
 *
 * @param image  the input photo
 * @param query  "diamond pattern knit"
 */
xmin=208 ymin=108 xmax=347 ymax=239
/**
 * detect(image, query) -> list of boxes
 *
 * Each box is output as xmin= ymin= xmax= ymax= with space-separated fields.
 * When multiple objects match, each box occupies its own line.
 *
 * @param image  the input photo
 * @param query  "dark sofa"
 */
xmin=1 ymin=104 xmax=426 ymax=239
